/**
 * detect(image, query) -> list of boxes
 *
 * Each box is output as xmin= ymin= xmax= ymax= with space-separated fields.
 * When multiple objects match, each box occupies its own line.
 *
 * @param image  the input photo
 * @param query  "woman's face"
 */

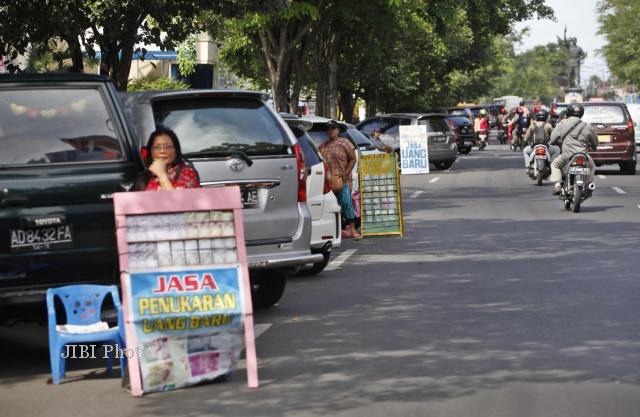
xmin=150 ymin=134 xmax=176 ymax=165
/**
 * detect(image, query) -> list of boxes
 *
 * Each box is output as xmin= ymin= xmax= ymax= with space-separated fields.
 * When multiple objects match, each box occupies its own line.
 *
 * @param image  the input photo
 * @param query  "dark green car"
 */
xmin=0 ymin=74 xmax=142 ymax=317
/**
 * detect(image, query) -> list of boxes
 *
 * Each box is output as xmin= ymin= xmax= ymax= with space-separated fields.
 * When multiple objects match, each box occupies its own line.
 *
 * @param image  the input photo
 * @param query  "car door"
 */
xmin=293 ymin=128 xmax=325 ymax=221
xmin=0 ymin=83 xmax=139 ymax=294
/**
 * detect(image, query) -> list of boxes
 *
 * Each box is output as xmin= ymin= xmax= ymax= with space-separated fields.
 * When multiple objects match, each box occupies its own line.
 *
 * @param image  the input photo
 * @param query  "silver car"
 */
xmin=121 ymin=90 xmax=322 ymax=308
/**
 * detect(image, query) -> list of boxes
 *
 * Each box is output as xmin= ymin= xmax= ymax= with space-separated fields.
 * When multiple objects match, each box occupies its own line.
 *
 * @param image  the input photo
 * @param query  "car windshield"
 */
xmin=347 ymin=128 xmax=374 ymax=147
xmin=153 ymin=97 xmax=290 ymax=156
xmin=582 ymin=105 xmax=626 ymax=124
xmin=0 ymin=88 xmax=123 ymax=166
xmin=448 ymin=109 xmax=468 ymax=117
xmin=447 ymin=116 xmax=472 ymax=125
xmin=418 ymin=117 xmax=450 ymax=133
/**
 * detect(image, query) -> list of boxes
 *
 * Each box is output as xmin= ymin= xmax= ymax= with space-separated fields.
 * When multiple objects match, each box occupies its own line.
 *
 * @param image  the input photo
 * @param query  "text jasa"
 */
xmin=137 ymin=272 xmax=240 ymax=334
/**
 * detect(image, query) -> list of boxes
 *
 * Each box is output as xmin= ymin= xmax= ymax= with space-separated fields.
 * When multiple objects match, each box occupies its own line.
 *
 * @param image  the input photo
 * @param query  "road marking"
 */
xmin=637 ymin=205 xmax=640 ymax=209
xmin=598 ymin=175 xmax=607 ymax=179
xmin=410 ymin=190 xmax=423 ymax=199
xmin=326 ymin=249 xmax=358 ymax=271
xmin=429 ymin=177 xmax=440 ymax=183
xmin=453 ymin=159 xmax=460 ymax=164
xmin=612 ymin=186 xmax=626 ymax=194
xmin=254 ymin=323 xmax=272 ymax=339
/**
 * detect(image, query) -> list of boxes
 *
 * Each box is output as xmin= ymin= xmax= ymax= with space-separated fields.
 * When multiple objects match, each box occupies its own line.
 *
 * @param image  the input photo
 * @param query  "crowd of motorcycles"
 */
xmin=479 ymin=107 xmax=594 ymax=213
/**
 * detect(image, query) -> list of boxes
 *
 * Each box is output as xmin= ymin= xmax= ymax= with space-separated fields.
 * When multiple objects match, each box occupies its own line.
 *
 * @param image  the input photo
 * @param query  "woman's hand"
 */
xmin=149 ymin=159 xmax=169 ymax=181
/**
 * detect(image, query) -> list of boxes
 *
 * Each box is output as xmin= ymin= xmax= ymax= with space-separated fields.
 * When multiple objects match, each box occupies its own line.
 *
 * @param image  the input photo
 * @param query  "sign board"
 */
xmin=358 ymin=153 xmax=403 ymax=237
xmin=399 ymin=125 xmax=429 ymax=174
xmin=114 ymin=187 xmax=258 ymax=396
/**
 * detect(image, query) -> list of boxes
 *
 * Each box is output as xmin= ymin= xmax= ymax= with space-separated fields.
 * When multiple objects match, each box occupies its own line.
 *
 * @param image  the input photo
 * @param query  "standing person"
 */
xmin=134 ymin=127 xmax=200 ymax=191
xmin=549 ymin=104 xmax=598 ymax=195
xmin=319 ymin=120 xmax=362 ymax=241
xmin=369 ymin=128 xmax=392 ymax=153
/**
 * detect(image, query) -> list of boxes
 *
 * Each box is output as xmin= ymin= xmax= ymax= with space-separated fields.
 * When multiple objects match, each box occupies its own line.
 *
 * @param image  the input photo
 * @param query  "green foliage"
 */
xmin=177 ymin=34 xmax=198 ymax=77
xmin=598 ymin=0 xmax=640 ymax=87
xmin=127 ymin=76 xmax=190 ymax=92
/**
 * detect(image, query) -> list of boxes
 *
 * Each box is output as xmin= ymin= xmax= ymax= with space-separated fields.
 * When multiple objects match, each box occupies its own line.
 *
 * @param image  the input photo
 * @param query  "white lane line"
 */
xmin=410 ymin=190 xmax=423 ymax=199
xmin=598 ymin=174 xmax=607 ymax=179
xmin=253 ymin=323 xmax=272 ymax=339
xmin=326 ymin=249 xmax=358 ymax=271
xmin=637 ymin=205 xmax=640 ymax=209
xmin=429 ymin=177 xmax=440 ymax=183
xmin=612 ymin=186 xmax=626 ymax=194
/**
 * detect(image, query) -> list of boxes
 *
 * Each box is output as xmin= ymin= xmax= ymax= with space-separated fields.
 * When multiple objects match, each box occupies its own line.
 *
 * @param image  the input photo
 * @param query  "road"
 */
xmin=2 ymin=145 xmax=640 ymax=417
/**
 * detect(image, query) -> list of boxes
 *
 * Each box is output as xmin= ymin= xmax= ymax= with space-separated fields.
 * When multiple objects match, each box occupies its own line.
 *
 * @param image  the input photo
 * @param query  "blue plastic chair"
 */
xmin=46 ymin=284 xmax=125 ymax=384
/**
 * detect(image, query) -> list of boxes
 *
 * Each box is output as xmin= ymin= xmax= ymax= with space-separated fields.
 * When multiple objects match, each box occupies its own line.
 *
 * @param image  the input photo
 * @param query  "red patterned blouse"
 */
xmin=145 ymin=164 xmax=200 ymax=191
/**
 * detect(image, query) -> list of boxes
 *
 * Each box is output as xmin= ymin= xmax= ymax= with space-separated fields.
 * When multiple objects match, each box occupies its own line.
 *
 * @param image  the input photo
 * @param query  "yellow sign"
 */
xmin=358 ymin=153 xmax=403 ymax=237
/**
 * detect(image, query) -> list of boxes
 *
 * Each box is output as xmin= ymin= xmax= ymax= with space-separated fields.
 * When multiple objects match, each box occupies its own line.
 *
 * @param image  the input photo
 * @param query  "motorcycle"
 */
xmin=478 ymin=131 xmax=488 ymax=151
xmin=527 ymin=144 xmax=551 ymax=186
xmin=560 ymin=152 xmax=595 ymax=213
xmin=497 ymin=119 xmax=509 ymax=144
xmin=512 ymin=116 xmax=529 ymax=151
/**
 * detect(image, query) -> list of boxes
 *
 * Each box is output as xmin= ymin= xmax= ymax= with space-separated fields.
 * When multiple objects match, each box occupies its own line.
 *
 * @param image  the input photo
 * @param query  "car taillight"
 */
xmin=572 ymin=155 xmax=587 ymax=166
xmin=628 ymin=118 xmax=635 ymax=135
xmin=293 ymin=143 xmax=307 ymax=202
xmin=535 ymin=147 xmax=546 ymax=156
xmin=323 ymin=160 xmax=331 ymax=194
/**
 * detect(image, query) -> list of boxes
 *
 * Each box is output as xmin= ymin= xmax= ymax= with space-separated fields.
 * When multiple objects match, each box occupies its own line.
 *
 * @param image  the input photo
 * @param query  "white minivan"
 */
xmin=281 ymin=114 xmax=342 ymax=275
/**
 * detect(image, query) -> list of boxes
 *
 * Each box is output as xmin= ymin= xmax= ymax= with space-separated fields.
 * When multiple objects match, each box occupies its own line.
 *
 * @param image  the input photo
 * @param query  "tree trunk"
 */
xmin=339 ymin=88 xmax=355 ymax=123
xmin=329 ymin=59 xmax=338 ymax=119
xmin=66 ymin=36 xmax=84 ymax=73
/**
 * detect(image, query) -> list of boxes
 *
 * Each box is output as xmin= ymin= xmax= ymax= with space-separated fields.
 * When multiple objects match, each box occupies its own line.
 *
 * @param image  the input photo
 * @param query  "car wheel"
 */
xmin=300 ymin=249 xmax=331 ymax=276
xmin=434 ymin=160 xmax=453 ymax=170
xmin=250 ymin=270 xmax=287 ymax=309
xmin=619 ymin=161 xmax=636 ymax=175
xmin=460 ymin=147 xmax=471 ymax=155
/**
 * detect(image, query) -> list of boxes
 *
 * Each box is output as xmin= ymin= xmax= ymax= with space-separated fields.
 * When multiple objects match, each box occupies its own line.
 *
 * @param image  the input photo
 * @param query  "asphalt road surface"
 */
xmin=2 ymin=145 xmax=640 ymax=417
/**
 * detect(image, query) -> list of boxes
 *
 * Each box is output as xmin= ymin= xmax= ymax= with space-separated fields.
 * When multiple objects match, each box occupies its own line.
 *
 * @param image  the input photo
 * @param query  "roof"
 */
xmin=126 ymin=89 xmax=269 ymax=103
xmin=0 ymin=73 xmax=111 ymax=83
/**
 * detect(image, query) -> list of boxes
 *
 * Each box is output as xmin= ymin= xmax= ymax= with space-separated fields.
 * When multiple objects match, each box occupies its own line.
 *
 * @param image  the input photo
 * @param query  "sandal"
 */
xmin=352 ymin=234 xmax=363 ymax=241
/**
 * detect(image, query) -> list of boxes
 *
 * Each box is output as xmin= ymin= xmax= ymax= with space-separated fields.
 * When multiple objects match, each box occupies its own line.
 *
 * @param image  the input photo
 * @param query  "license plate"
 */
xmin=534 ymin=155 xmax=547 ymax=159
xmin=568 ymin=167 xmax=590 ymax=175
xmin=433 ymin=136 xmax=447 ymax=143
xmin=241 ymin=189 xmax=259 ymax=208
xmin=10 ymin=225 xmax=73 ymax=253
xmin=598 ymin=135 xmax=611 ymax=143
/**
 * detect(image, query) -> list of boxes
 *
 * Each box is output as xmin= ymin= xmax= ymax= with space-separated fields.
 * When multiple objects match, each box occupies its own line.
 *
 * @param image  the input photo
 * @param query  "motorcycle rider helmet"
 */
xmin=479 ymin=109 xmax=487 ymax=116
xmin=565 ymin=103 xmax=584 ymax=118
xmin=535 ymin=109 xmax=548 ymax=121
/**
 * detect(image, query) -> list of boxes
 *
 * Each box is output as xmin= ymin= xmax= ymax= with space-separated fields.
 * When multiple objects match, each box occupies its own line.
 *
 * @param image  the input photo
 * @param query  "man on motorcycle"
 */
xmin=549 ymin=104 xmax=598 ymax=195
xmin=522 ymin=109 xmax=558 ymax=171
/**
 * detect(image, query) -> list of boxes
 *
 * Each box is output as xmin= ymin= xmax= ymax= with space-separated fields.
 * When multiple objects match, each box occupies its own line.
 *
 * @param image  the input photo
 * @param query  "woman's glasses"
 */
xmin=151 ymin=144 xmax=175 ymax=151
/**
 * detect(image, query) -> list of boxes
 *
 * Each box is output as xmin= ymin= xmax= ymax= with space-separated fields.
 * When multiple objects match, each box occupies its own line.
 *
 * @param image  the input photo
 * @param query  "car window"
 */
xmin=448 ymin=109 xmax=468 ymax=117
xmin=357 ymin=118 xmax=386 ymax=136
xmin=153 ymin=97 xmax=290 ymax=156
xmin=418 ymin=117 xmax=450 ymax=133
xmin=447 ymin=116 xmax=471 ymax=125
xmin=0 ymin=88 xmax=123 ymax=166
xmin=290 ymin=126 xmax=321 ymax=168
xmin=308 ymin=128 xmax=357 ymax=150
xmin=347 ymin=128 xmax=373 ymax=147
xmin=582 ymin=105 xmax=626 ymax=124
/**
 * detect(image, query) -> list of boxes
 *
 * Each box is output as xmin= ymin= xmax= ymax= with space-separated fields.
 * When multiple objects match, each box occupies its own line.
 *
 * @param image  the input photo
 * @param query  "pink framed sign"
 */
xmin=113 ymin=186 xmax=258 ymax=396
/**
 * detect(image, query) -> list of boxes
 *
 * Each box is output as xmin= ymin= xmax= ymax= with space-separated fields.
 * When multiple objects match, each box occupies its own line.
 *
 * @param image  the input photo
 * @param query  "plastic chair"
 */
xmin=46 ymin=284 xmax=125 ymax=384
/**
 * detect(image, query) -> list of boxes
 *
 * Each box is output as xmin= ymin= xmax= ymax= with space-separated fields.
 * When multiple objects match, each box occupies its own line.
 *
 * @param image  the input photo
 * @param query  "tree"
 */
xmin=597 ymin=0 xmax=640 ymax=87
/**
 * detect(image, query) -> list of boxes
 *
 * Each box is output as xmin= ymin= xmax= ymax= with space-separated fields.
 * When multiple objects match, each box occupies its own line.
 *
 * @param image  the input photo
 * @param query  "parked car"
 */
xmin=624 ymin=103 xmax=640 ymax=145
xmin=581 ymin=102 xmax=637 ymax=175
xmin=446 ymin=116 xmax=476 ymax=154
xmin=356 ymin=113 xmax=458 ymax=170
xmin=280 ymin=114 xmax=341 ymax=275
xmin=0 ymin=73 xmax=142 ymax=318
xmin=122 ymin=90 xmax=323 ymax=308
xmin=447 ymin=107 xmax=473 ymax=121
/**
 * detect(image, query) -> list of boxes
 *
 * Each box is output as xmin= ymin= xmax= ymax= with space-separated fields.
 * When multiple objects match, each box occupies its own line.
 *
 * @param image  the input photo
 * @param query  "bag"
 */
xmin=533 ymin=123 xmax=548 ymax=145
xmin=331 ymin=173 xmax=343 ymax=193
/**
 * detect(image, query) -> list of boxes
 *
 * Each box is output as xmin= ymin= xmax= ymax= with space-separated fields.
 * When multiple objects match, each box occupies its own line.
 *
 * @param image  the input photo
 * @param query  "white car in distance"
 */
xmin=281 ymin=114 xmax=341 ymax=275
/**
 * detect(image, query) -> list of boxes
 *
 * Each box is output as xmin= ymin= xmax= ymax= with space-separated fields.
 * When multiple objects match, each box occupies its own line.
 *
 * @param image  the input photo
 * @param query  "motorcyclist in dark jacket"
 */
xmin=549 ymin=104 xmax=598 ymax=194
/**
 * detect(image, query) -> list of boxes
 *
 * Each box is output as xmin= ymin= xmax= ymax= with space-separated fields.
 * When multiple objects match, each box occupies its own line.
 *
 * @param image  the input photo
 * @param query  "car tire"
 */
xmin=300 ymin=249 xmax=331 ymax=276
xmin=434 ymin=160 xmax=454 ymax=170
xmin=619 ymin=161 xmax=636 ymax=175
xmin=460 ymin=147 xmax=471 ymax=155
xmin=250 ymin=270 xmax=287 ymax=309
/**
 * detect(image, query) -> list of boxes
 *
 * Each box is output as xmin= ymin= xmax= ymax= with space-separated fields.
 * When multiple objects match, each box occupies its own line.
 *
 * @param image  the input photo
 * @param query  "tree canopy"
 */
xmin=597 ymin=0 xmax=640 ymax=87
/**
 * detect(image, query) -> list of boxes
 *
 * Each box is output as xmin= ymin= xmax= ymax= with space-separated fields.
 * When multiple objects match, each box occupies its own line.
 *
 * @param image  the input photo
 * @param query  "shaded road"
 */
xmin=2 ymin=145 xmax=640 ymax=417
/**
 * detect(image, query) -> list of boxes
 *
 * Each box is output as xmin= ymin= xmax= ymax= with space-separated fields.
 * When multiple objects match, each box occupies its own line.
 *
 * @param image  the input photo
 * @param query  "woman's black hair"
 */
xmin=144 ymin=126 xmax=184 ymax=167
xmin=133 ymin=126 xmax=185 ymax=190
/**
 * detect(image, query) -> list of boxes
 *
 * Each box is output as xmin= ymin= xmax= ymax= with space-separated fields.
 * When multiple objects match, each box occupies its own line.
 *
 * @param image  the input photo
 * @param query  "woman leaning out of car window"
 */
xmin=133 ymin=127 xmax=200 ymax=191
